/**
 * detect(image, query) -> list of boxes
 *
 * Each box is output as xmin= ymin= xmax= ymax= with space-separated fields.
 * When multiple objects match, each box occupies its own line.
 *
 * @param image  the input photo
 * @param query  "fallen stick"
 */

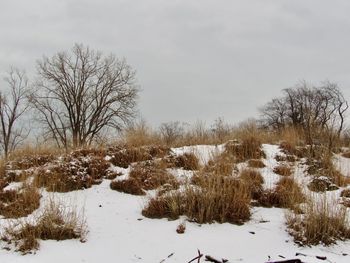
xmin=188 ymin=249 xmax=203 ymax=263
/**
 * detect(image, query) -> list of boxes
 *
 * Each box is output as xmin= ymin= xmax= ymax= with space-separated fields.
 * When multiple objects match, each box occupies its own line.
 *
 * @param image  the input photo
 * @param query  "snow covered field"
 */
xmin=1 ymin=144 xmax=350 ymax=263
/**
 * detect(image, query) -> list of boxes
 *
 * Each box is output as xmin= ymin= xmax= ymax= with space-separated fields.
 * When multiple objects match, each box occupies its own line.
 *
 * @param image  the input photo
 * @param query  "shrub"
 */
xmin=34 ymin=154 xmax=110 ymax=192
xmin=0 ymin=184 xmax=41 ymax=218
xmin=2 ymin=199 xmax=87 ymax=254
xmin=286 ymin=197 xmax=350 ymax=246
xmin=273 ymin=165 xmax=292 ymax=176
xmin=143 ymin=175 xmax=251 ymax=225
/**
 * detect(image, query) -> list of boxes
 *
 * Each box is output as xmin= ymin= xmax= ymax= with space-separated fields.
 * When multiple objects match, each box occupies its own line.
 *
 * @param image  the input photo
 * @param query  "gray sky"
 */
xmin=1 ymin=0 xmax=350 ymax=127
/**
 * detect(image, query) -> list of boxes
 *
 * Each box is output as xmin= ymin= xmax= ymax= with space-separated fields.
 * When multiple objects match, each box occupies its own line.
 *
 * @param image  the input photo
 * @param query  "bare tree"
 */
xmin=260 ymin=81 xmax=348 ymax=148
xmin=30 ymin=44 xmax=138 ymax=149
xmin=0 ymin=68 xmax=30 ymax=159
xmin=159 ymin=121 xmax=184 ymax=145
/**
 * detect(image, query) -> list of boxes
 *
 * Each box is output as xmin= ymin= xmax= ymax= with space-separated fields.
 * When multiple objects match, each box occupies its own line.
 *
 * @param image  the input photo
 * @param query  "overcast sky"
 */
xmin=1 ymin=0 xmax=350 ymax=127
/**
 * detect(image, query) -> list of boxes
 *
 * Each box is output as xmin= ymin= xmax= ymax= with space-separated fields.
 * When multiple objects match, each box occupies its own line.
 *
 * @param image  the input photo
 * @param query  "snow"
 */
xmin=1 ymin=144 xmax=350 ymax=262
xmin=171 ymin=144 xmax=225 ymax=165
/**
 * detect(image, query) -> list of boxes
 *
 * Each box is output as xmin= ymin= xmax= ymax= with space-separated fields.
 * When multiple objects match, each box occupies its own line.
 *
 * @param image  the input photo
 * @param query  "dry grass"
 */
xmin=247 ymin=159 xmax=265 ymax=168
xmin=34 ymin=154 xmax=110 ymax=192
xmin=0 ymin=184 xmax=41 ymax=218
xmin=109 ymin=145 xmax=170 ymax=168
xmin=273 ymin=165 xmax=292 ymax=176
xmin=1 ymin=199 xmax=87 ymax=254
xmin=142 ymin=175 xmax=251 ymax=225
xmin=172 ymin=153 xmax=200 ymax=171
xmin=202 ymin=152 xmax=235 ymax=177
xmin=224 ymin=135 xmax=265 ymax=162
xmin=286 ymin=196 xmax=350 ymax=246
xmin=307 ymin=154 xmax=350 ymax=190
xmin=110 ymin=161 xmax=179 ymax=195
xmin=340 ymin=188 xmax=350 ymax=198
xmin=239 ymin=169 xmax=264 ymax=200
xmin=257 ymin=177 xmax=304 ymax=209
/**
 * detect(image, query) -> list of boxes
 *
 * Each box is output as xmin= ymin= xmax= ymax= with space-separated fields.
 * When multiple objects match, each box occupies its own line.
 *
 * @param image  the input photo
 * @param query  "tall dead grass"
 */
xmin=110 ymin=161 xmax=179 ymax=195
xmin=142 ymin=175 xmax=251 ymax=225
xmin=0 ymin=183 xmax=41 ymax=218
xmin=1 ymin=199 xmax=87 ymax=254
xmin=286 ymin=196 xmax=350 ymax=246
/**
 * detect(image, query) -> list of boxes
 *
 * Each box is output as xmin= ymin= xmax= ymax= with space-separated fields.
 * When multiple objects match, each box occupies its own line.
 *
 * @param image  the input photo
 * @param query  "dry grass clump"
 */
xmin=142 ymin=175 xmax=251 ymax=225
xmin=273 ymin=165 xmax=292 ymax=176
xmin=239 ymin=169 xmax=264 ymax=200
xmin=306 ymin=154 xmax=350 ymax=190
xmin=35 ymin=154 xmax=110 ymax=192
xmin=109 ymin=145 xmax=170 ymax=168
xmin=286 ymin=197 xmax=350 ymax=246
xmin=9 ymin=155 xmax=55 ymax=170
xmin=0 ymin=184 xmax=41 ymax=218
xmin=110 ymin=161 xmax=179 ymax=195
xmin=275 ymin=155 xmax=297 ymax=163
xmin=248 ymin=159 xmax=265 ymax=168
xmin=203 ymin=152 xmax=235 ymax=177
xmin=279 ymin=141 xmax=307 ymax=158
xmin=1 ymin=199 xmax=87 ymax=254
xmin=340 ymin=188 xmax=350 ymax=198
xmin=224 ymin=136 xmax=265 ymax=162
xmin=171 ymin=153 xmax=200 ymax=171
xmin=257 ymin=177 xmax=304 ymax=209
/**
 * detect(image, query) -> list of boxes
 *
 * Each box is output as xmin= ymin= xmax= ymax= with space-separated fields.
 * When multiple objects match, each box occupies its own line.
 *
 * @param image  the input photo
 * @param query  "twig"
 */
xmin=188 ymin=249 xmax=203 ymax=263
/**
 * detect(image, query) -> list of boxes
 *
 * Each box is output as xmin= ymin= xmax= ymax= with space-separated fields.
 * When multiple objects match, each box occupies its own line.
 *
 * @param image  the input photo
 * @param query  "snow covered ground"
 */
xmin=1 ymin=144 xmax=350 ymax=263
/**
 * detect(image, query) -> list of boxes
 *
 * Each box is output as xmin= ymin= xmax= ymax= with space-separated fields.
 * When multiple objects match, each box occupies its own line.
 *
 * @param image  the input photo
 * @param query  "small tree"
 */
xmin=0 ymin=68 xmax=30 ymax=159
xmin=30 ymin=44 xmax=138 ymax=149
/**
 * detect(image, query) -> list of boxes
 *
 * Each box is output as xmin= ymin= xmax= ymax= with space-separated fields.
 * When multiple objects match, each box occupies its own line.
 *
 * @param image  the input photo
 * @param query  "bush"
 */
xmin=34 ymin=154 xmax=110 ymax=192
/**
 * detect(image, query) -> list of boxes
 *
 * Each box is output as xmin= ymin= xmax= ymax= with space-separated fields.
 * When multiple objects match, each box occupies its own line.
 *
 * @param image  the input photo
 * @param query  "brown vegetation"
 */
xmin=257 ymin=177 xmax=304 ymax=209
xmin=287 ymin=197 xmax=350 ymax=246
xmin=142 ymin=175 xmax=251 ymax=225
xmin=110 ymin=161 xmax=179 ymax=195
xmin=1 ymin=199 xmax=87 ymax=254
xmin=247 ymin=159 xmax=266 ymax=168
xmin=34 ymin=154 xmax=110 ymax=192
xmin=0 ymin=184 xmax=41 ymax=218
xmin=273 ymin=165 xmax=292 ymax=176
